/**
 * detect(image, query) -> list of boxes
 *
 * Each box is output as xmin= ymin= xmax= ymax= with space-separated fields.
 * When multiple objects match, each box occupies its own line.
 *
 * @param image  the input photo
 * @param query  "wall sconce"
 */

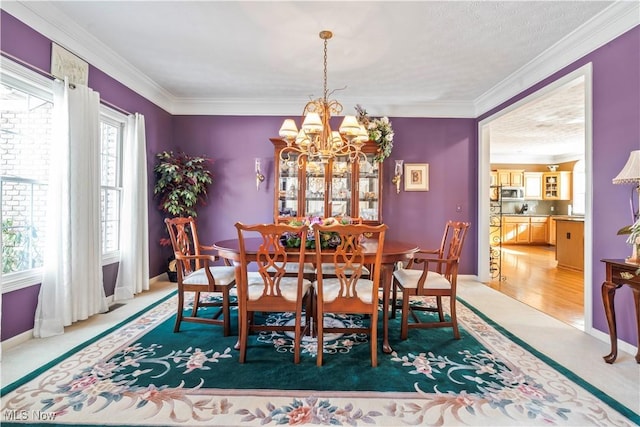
xmin=612 ymin=149 xmax=640 ymax=223
xmin=255 ymin=158 xmax=265 ymax=191
xmin=392 ymin=160 xmax=404 ymax=194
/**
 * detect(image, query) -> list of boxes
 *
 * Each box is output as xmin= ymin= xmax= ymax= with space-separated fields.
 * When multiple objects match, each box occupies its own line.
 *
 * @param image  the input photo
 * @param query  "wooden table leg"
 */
xmin=633 ymin=287 xmax=640 ymax=363
xmin=382 ymin=263 xmax=393 ymax=354
xmin=233 ymin=265 xmax=242 ymax=351
xmin=602 ymin=280 xmax=620 ymax=364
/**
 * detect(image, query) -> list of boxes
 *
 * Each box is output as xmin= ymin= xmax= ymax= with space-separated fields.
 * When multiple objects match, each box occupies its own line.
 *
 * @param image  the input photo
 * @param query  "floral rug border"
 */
xmin=2 ymin=291 xmax=638 ymax=426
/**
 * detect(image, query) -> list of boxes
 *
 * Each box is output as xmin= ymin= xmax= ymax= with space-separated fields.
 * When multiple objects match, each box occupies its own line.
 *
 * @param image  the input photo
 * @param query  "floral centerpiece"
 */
xmin=282 ymin=216 xmax=349 ymax=249
xmin=355 ymin=104 xmax=394 ymax=163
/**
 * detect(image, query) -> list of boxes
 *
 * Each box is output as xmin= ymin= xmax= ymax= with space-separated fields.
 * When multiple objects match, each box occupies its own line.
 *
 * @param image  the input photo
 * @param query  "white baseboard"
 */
xmin=1 ymin=273 xmax=170 ymax=355
xmin=1 ymin=329 xmax=34 ymax=354
xmin=588 ymin=326 xmax=638 ymax=359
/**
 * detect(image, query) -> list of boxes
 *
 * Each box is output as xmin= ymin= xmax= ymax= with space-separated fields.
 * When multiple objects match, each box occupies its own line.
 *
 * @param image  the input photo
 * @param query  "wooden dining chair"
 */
xmin=275 ymin=216 xmax=316 ymax=281
xmin=391 ymin=221 xmax=470 ymax=340
xmin=313 ymin=223 xmax=387 ymax=367
xmin=315 ymin=217 xmax=372 ymax=278
xmin=165 ymin=217 xmax=237 ymax=336
xmin=234 ymin=222 xmax=314 ymax=364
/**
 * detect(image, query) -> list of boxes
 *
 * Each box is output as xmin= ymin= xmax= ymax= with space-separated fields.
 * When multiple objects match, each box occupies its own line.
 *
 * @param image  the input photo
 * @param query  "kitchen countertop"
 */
xmin=553 ymin=215 xmax=585 ymax=222
xmin=502 ymin=214 xmax=585 ymax=221
xmin=502 ymin=214 xmax=552 ymax=217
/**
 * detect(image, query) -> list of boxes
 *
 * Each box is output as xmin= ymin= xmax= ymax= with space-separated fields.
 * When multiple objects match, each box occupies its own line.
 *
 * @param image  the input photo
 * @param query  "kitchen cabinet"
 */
xmin=547 ymin=217 xmax=557 ymax=245
xmin=543 ymin=171 xmax=572 ymax=200
xmin=502 ymin=216 xmax=549 ymax=245
xmin=556 ymin=219 xmax=584 ymax=270
xmin=271 ymin=138 xmax=382 ymax=223
xmin=523 ymin=172 xmax=543 ymax=200
xmin=497 ymin=169 xmax=524 ymax=187
xmin=502 ymin=216 xmax=530 ymax=244
xmin=490 ymin=171 xmax=498 ymax=187
xmin=530 ymin=217 xmax=549 ymax=243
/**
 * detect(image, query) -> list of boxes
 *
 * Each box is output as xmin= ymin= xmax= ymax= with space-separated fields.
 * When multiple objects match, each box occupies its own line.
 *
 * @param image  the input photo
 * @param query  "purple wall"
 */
xmin=0 ymin=285 xmax=40 ymax=341
xmin=1 ymin=10 xmax=174 ymax=340
xmin=479 ymin=26 xmax=640 ymax=344
xmin=1 ymin=8 xmax=638 ymax=347
xmin=170 ymin=116 xmax=477 ymax=273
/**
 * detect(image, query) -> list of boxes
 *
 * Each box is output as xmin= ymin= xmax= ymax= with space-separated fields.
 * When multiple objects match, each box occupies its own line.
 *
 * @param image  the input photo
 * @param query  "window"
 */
xmin=1 ymin=66 xmax=53 ymax=289
xmin=100 ymin=111 xmax=125 ymax=264
xmin=1 ymin=59 xmax=128 ymax=291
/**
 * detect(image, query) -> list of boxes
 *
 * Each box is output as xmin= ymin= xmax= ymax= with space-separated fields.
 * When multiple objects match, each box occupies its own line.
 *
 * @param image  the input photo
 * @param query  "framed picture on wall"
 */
xmin=404 ymin=163 xmax=429 ymax=191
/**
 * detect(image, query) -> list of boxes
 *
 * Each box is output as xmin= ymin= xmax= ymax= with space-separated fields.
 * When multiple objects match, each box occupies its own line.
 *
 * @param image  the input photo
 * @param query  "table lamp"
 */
xmin=612 ymin=150 xmax=640 ymax=223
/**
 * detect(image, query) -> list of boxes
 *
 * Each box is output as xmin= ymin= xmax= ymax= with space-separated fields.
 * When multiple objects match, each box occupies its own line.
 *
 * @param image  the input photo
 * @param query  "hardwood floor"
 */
xmin=486 ymin=244 xmax=584 ymax=329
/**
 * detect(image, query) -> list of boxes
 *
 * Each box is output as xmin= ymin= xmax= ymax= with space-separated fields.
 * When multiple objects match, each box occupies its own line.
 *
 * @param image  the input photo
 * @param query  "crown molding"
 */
xmin=1 ymin=1 xmax=176 ymax=113
xmin=491 ymin=152 xmax=584 ymax=165
xmin=170 ymin=96 xmax=476 ymax=118
xmin=474 ymin=1 xmax=640 ymax=117
xmin=3 ymin=1 xmax=637 ymax=118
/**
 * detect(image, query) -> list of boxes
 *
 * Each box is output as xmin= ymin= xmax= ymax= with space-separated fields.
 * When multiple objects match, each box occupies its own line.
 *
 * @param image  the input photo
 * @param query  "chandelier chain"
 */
xmin=323 ymin=36 xmax=328 ymax=103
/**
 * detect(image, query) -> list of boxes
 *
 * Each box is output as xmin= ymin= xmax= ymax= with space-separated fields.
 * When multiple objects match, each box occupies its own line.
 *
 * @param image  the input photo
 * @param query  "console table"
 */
xmin=600 ymin=259 xmax=640 ymax=364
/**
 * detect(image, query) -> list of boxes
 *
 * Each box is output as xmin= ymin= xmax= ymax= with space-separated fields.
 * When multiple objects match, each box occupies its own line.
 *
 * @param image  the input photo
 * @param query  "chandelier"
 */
xmin=278 ymin=30 xmax=368 ymax=166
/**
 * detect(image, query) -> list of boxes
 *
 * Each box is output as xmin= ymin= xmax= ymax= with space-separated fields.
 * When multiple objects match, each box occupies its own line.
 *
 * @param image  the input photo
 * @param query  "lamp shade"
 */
xmin=613 ymin=150 xmax=640 ymax=184
xmin=339 ymin=115 xmax=360 ymax=135
xmin=302 ymin=113 xmax=323 ymax=134
xmin=356 ymin=124 xmax=369 ymax=142
xmin=279 ymin=119 xmax=298 ymax=140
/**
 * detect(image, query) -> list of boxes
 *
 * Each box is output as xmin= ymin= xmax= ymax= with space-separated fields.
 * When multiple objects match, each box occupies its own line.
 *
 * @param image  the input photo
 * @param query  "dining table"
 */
xmin=213 ymin=237 xmax=419 ymax=354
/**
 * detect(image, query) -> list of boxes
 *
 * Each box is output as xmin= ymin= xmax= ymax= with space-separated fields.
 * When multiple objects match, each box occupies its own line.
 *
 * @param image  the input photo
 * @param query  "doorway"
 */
xmin=477 ymin=64 xmax=593 ymax=331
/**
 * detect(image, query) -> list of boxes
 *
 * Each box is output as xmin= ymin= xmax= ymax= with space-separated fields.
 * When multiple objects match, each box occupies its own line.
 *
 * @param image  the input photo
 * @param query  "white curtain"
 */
xmin=34 ymin=79 xmax=108 ymax=338
xmin=114 ymin=113 xmax=149 ymax=301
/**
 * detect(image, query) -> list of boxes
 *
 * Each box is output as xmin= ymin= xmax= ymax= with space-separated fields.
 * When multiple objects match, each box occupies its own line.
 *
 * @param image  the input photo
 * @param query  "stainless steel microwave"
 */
xmin=500 ymin=186 xmax=525 ymax=201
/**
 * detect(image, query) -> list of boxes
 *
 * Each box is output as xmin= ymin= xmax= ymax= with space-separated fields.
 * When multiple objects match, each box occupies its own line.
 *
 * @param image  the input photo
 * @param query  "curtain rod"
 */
xmin=1 ymin=50 xmax=133 ymax=117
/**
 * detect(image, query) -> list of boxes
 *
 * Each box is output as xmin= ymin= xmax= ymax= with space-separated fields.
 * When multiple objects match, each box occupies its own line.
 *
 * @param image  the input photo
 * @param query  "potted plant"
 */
xmin=153 ymin=150 xmax=213 ymax=281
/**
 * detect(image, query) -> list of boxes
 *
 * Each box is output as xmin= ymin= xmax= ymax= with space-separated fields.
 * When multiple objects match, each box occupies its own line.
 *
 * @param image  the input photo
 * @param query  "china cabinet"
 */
xmin=271 ymin=138 xmax=383 ymax=223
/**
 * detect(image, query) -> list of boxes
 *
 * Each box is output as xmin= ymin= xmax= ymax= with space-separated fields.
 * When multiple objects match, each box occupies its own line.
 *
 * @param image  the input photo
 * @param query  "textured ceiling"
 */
xmin=4 ymin=1 xmax=635 ymax=162
xmin=489 ymin=76 xmax=585 ymax=163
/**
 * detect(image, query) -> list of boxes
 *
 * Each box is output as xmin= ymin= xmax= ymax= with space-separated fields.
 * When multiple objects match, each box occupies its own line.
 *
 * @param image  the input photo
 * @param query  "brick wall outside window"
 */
xmin=1 ymin=89 xmax=52 ymax=274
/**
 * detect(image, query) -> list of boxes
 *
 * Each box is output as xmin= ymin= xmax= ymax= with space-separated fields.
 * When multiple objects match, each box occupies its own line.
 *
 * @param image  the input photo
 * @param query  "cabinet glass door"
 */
xmin=544 ymin=173 xmax=559 ymax=199
xmin=304 ymin=160 xmax=326 ymax=217
xmin=357 ymin=154 xmax=380 ymax=221
xmin=330 ymin=155 xmax=352 ymax=217
xmin=277 ymin=155 xmax=300 ymax=218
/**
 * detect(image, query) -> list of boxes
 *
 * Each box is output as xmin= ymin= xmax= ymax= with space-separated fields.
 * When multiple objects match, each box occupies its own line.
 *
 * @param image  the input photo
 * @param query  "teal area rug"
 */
xmin=2 ymin=292 xmax=638 ymax=426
